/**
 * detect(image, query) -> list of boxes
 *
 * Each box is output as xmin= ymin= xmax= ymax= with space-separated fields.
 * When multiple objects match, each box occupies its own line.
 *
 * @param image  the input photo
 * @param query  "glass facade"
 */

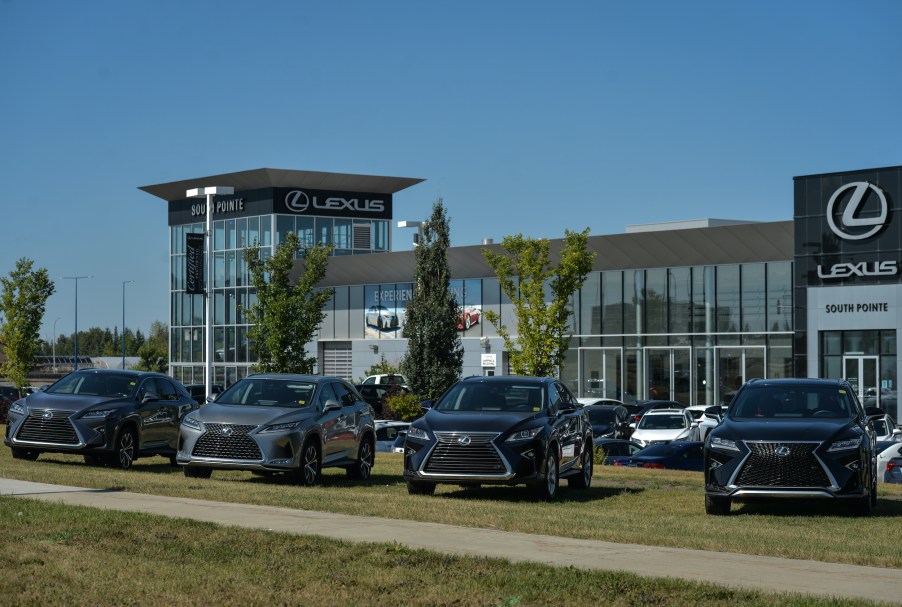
xmin=563 ymin=261 xmax=793 ymax=406
xmin=169 ymin=214 xmax=390 ymax=386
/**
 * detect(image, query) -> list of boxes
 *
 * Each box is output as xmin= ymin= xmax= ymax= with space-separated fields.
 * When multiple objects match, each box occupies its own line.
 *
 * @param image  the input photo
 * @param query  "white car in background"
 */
xmin=686 ymin=405 xmax=723 ymax=441
xmin=630 ymin=409 xmax=699 ymax=448
xmin=869 ymin=414 xmax=902 ymax=442
xmin=877 ymin=442 xmax=902 ymax=482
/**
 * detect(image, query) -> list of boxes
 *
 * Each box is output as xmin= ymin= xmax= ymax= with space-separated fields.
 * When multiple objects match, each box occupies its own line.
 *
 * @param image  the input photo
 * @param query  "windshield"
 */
xmin=731 ymin=385 xmax=856 ymax=419
xmin=637 ymin=414 xmax=687 ymax=430
xmin=216 ymin=378 xmax=316 ymax=407
xmin=46 ymin=373 xmax=138 ymax=398
xmin=587 ymin=409 xmax=617 ymax=424
xmin=435 ymin=381 xmax=546 ymax=412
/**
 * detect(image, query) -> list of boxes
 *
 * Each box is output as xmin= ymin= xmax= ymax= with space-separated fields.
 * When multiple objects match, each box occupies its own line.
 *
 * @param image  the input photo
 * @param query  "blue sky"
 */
xmin=2 ymin=1 xmax=901 ymax=342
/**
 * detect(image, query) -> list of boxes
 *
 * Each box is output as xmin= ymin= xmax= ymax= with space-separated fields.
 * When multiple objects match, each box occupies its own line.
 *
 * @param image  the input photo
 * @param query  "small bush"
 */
xmin=384 ymin=391 xmax=423 ymax=422
xmin=593 ymin=448 xmax=608 ymax=467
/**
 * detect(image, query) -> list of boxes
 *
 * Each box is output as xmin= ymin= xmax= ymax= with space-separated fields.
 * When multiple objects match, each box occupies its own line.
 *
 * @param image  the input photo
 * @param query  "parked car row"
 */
xmin=5 ymin=372 xmax=898 ymax=512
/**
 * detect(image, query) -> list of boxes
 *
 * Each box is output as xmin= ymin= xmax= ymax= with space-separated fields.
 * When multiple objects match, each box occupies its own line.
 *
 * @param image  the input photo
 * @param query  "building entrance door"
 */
xmin=579 ymin=348 xmax=622 ymax=400
xmin=645 ymin=348 xmax=692 ymax=404
xmin=843 ymin=356 xmax=879 ymax=407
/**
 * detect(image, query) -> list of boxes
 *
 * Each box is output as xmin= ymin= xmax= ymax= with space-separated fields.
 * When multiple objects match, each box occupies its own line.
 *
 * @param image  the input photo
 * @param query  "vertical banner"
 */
xmin=185 ymin=233 xmax=205 ymax=295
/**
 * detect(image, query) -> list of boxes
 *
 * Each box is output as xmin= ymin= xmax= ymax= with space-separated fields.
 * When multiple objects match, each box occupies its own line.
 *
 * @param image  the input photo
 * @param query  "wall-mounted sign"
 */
xmin=481 ymin=353 xmax=497 ymax=368
xmin=185 ymin=233 xmax=205 ymax=295
xmin=276 ymin=188 xmax=392 ymax=220
xmin=826 ymin=182 xmax=889 ymax=241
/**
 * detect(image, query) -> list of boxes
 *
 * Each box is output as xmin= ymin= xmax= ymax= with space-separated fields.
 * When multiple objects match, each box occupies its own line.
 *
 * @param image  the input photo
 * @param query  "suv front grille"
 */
xmin=425 ymin=432 xmax=506 ymax=475
xmin=735 ymin=442 xmax=830 ymax=488
xmin=192 ymin=423 xmax=261 ymax=460
xmin=17 ymin=410 xmax=79 ymax=445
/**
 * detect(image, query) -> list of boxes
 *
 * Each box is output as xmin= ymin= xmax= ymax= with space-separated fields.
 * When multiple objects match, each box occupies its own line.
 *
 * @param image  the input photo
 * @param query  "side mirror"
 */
xmin=420 ymin=399 xmax=434 ymax=411
xmin=323 ymin=399 xmax=342 ymax=412
xmin=205 ymin=394 xmax=217 ymax=404
xmin=141 ymin=391 xmax=160 ymax=405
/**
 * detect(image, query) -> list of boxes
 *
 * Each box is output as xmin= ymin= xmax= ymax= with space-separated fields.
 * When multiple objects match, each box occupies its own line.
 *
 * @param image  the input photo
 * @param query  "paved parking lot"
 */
xmin=1 ymin=477 xmax=900 ymax=604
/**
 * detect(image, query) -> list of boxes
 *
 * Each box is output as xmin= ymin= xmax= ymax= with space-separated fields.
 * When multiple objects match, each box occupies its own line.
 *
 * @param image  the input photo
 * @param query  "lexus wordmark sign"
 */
xmin=794 ymin=166 xmax=902 ymax=288
xmin=274 ymin=187 xmax=392 ymax=220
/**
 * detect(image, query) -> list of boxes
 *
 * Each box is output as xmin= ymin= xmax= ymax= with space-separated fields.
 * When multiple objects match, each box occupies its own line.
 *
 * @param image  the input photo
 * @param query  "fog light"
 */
xmin=708 ymin=459 xmax=722 ymax=470
xmin=522 ymin=450 xmax=535 ymax=460
xmin=846 ymin=461 xmax=860 ymax=471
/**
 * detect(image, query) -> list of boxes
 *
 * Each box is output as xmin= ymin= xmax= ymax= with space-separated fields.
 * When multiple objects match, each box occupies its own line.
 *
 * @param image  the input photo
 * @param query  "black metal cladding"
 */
xmin=192 ymin=424 xmax=261 ymax=460
xmin=735 ymin=442 xmax=831 ymax=488
xmin=17 ymin=411 xmax=79 ymax=445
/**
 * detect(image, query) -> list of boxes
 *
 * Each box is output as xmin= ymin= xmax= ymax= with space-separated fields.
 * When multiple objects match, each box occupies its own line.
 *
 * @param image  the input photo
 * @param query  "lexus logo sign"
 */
xmin=285 ymin=190 xmax=311 ymax=213
xmin=826 ymin=182 xmax=889 ymax=241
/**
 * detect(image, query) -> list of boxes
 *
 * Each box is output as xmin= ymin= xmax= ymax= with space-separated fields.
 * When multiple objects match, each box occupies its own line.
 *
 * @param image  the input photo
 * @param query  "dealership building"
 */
xmin=140 ymin=165 xmax=901 ymax=419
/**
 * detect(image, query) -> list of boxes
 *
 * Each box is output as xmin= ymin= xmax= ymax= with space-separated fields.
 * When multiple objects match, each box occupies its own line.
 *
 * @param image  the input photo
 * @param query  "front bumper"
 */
xmin=402 ymin=431 xmax=547 ymax=486
xmin=705 ymin=439 xmax=870 ymax=499
xmin=178 ymin=422 xmax=301 ymax=471
xmin=4 ymin=408 xmax=116 ymax=454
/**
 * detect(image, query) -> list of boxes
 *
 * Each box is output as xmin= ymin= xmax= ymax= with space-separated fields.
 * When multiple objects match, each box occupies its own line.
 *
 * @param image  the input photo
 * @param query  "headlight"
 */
xmin=506 ymin=427 xmax=542 ymax=442
xmin=709 ymin=437 xmax=740 ymax=452
xmin=406 ymin=426 xmax=430 ymax=440
xmin=827 ymin=437 xmax=861 ymax=452
xmin=81 ymin=409 xmax=114 ymax=419
xmin=260 ymin=421 xmax=303 ymax=433
xmin=8 ymin=402 xmax=25 ymax=416
xmin=181 ymin=416 xmax=202 ymax=430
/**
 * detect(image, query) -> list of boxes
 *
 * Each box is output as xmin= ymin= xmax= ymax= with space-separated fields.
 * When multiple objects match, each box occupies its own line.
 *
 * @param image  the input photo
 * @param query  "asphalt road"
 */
xmin=1 ymin=478 xmax=900 ymax=604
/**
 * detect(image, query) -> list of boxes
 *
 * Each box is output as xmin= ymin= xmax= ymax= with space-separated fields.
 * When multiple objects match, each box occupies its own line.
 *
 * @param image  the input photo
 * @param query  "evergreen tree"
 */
xmin=0 ymin=258 xmax=56 ymax=387
xmin=482 ymin=229 xmax=595 ymax=378
xmin=242 ymin=232 xmax=333 ymax=374
xmin=400 ymin=200 xmax=463 ymax=400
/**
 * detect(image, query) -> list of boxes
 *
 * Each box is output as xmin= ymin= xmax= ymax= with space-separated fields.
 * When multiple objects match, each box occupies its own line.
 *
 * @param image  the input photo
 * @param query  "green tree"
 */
xmin=400 ymin=200 xmax=463 ymax=400
xmin=132 ymin=321 xmax=169 ymax=372
xmin=242 ymin=232 xmax=333 ymax=374
xmin=482 ymin=229 xmax=595 ymax=377
xmin=0 ymin=258 xmax=56 ymax=387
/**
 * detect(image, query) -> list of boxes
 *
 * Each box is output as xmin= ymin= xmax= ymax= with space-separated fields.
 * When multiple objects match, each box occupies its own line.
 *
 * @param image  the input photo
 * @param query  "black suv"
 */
xmin=403 ymin=376 xmax=594 ymax=500
xmin=704 ymin=378 xmax=878 ymax=516
xmin=4 ymin=370 xmax=197 ymax=468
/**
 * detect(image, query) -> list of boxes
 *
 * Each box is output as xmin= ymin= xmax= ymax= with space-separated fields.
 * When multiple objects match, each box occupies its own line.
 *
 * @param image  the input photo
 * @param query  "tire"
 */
xmin=169 ymin=455 xmax=179 ymax=467
xmin=533 ymin=448 xmax=559 ymax=501
xmin=568 ymin=443 xmax=593 ymax=489
xmin=705 ymin=494 xmax=731 ymax=515
xmin=407 ymin=480 xmax=436 ymax=495
xmin=870 ymin=475 xmax=878 ymax=508
xmin=464 ymin=314 xmax=471 ymax=330
xmin=183 ymin=466 xmax=212 ymax=479
xmin=83 ymin=454 xmax=105 ymax=466
xmin=297 ymin=440 xmax=321 ymax=487
xmin=347 ymin=437 xmax=375 ymax=480
xmin=107 ymin=427 xmax=137 ymax=469
xmin=11 ymin=447 xmax=39 ymax=461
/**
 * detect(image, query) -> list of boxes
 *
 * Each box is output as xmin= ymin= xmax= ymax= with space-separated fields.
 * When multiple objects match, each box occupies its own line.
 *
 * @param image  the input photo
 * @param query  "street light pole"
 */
xmin=187 ymin=186 xmax=233 ymax=399
xmin=122 ymin=280 xmax=134 ymax=370
xmin=63 ymin=276 xmax=91 ymax=370
xmin=52 ymin=316 xmax=60 ymax=372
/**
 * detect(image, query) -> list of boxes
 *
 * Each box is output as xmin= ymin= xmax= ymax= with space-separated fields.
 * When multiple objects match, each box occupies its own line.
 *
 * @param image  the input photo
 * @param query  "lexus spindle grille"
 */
xmin=735 ymin=442 xmax=831 ymax=488
xmin=17 ymin=410 xmax=79 ymax=445
xmin=192 ymin=423 xmax=262 ymax=460
xmin=424 ymin=431 xmax=506 ymax=475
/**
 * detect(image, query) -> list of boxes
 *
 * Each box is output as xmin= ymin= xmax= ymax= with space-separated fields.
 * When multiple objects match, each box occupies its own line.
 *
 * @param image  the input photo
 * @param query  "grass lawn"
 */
xmin=0 ymin=496 xmax=885 ymax=607
xmin=1 ymin=430 xmax=900 ymax=569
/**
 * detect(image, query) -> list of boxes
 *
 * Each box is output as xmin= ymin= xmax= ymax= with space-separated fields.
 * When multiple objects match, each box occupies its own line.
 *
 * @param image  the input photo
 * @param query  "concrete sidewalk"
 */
xmin=1 ymin=478 xmax=899 ymax=604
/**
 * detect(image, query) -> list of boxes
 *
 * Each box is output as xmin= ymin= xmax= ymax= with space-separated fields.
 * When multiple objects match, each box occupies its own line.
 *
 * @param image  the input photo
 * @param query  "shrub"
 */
xmin=384 ymin=391 xmax=423 ymax=422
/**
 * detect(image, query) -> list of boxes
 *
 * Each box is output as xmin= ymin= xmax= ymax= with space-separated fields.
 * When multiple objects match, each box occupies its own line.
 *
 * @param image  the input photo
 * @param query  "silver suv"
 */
xmin=177 ymin=374 xmax=376 ymax=485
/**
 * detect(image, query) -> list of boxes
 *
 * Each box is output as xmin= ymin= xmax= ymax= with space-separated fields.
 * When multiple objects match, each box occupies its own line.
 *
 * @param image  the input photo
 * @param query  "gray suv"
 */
xmin=177 ymin=374 xmax=376 ymax=485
